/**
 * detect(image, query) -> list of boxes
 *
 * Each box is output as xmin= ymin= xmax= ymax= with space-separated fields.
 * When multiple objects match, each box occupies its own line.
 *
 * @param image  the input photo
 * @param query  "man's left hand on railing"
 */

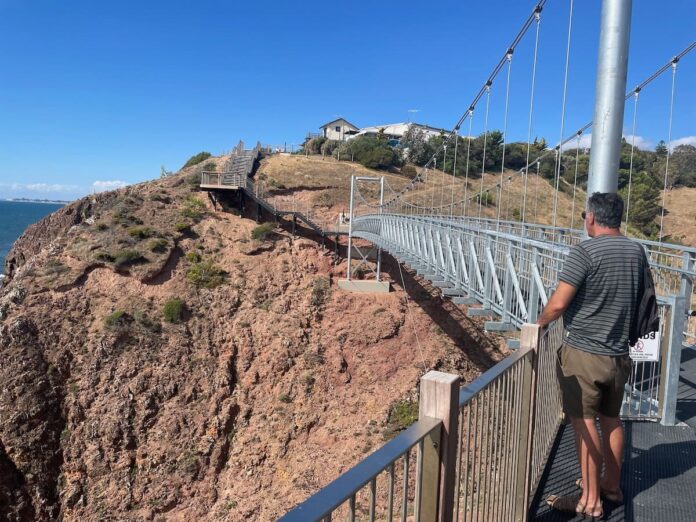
xmin=536 ymin=281 xmax=577 ymax=329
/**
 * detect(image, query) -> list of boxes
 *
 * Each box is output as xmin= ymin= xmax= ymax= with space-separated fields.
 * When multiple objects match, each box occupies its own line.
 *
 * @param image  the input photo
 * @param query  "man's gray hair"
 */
xmin=587 ymin=192 xmax=624 ymax=229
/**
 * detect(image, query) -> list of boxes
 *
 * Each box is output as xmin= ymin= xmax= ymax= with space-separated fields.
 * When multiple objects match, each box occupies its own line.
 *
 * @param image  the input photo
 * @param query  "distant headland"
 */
xmin=2 ymin=198 xmax=70 ymax=204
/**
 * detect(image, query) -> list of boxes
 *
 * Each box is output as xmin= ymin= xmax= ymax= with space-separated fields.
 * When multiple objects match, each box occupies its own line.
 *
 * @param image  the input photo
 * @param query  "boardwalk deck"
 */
xmin=530 ymin=348 xmax=696 ymax=522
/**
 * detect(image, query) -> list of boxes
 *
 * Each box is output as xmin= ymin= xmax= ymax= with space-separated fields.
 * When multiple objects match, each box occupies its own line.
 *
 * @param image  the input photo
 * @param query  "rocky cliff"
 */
xmin=0 ymin=156 xmax=505 ymax=521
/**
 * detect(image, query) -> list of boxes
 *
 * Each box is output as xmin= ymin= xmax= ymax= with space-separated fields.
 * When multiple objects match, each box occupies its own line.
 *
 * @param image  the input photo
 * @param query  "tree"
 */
xmin=400 ymin=127 xmax=433 ymax=165
xmin=621 ymin=171 xmax=661 ymax=237
xmin=670 ymin=144 xmax=696 ymax=187
xmin=347 ymin=135 xmax=402 ymax=170
xmin=655 ymin=140 xmax=668 ymax=158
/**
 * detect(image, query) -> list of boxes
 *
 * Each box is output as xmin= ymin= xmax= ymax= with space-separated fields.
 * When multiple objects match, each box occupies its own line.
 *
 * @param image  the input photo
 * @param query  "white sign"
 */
xmin=629 ymin=330 xmax=660 ymax=362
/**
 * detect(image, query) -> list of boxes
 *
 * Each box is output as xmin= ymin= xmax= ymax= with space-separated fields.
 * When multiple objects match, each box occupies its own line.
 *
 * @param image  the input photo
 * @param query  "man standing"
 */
xmin=536 ymin=192 xmax=647 ymax=519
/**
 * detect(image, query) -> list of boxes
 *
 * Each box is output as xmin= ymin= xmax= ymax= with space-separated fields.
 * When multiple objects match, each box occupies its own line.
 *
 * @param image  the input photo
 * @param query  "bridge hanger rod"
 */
xmin=455 ymin=40 xmax=696 ymax=209
xmin=377 ymin=1 xmax=548 ymax=206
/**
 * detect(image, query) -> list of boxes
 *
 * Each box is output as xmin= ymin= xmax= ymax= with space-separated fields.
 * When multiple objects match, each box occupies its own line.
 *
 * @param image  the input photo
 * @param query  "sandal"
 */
xmin=578 ymin=500 xmax=603 ymax=521
xmin=546 ymin=494 xmax=584 ymax=515
xmin=575 ymin=478 xmax=624 ymax=503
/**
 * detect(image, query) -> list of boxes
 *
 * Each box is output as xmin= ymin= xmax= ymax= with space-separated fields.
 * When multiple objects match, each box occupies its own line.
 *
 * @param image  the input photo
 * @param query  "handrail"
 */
xmin=278 ymin=416 xmax=442 ymax=522
xmin=458 ymin=343 xmax=533 ymax=406
xmin=278 ymin=323 xmax=564 ymax=522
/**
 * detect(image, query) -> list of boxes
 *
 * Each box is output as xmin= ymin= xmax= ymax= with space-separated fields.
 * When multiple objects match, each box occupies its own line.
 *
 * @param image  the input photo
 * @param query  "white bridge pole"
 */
xmin=587 ymin=0 xmax=632 ymax=196
xmin=346 ymin=175 xmax=355 ymax=280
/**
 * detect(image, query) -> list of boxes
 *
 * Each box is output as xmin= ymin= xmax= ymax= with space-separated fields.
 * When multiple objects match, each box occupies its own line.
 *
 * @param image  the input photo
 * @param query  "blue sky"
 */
xmin=0 ymin=0 xmax=694 ymax=201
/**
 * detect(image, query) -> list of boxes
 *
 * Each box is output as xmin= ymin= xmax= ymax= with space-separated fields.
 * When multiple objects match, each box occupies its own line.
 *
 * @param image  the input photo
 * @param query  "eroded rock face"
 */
xmin=0 ymin=158 xmax=506 ymax=521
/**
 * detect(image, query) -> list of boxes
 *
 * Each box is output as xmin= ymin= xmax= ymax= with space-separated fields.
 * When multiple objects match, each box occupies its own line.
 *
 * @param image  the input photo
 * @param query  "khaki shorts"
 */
xmin=556 ymin=343 xmax=632 ymax=419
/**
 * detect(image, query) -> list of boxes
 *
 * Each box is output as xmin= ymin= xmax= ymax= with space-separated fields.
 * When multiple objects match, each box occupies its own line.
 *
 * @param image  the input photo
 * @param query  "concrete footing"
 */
xmin=337 ymin=279 xmax=391 ymax=293
xmin=467 ymin=308 xmax=495 ymax=317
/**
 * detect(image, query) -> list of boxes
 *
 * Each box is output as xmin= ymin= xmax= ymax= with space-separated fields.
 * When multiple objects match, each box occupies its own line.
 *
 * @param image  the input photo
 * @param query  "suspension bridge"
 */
xmin=201 ymin=0 xmax=696 ymax=519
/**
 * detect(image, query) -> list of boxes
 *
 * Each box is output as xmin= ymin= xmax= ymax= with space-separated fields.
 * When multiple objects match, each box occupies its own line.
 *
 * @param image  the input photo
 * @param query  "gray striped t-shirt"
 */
xmin=559 ymin=234 xmax=647 ymax=356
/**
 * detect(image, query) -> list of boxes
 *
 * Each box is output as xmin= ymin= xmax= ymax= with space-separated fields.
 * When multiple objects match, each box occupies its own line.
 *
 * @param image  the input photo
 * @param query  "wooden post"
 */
xmin=514 ymin=324 xmax=540 ymax=522
xmin=418 ymin=371 xmax=460 ymax=522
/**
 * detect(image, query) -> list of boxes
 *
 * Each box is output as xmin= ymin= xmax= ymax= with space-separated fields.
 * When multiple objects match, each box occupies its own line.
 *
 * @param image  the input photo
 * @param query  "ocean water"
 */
xmin=0 ymin=201 xmax=64 ymax=269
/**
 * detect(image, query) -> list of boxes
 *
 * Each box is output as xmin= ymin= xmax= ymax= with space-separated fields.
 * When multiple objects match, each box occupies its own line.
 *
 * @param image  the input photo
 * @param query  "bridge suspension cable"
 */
xmin=659 ymin=60 xmax=678 ymax=243
xmin=522 ymin=9 xmax=542 ymax=223
xmin=454 ymin=40 xmax=695 ymax=229
xmin=552 ymin=0 xmax=575 ymax=229
xmin=623 ymin=91 xmax=639 ymax=233
xmin=496 ymin=52 xmax=514 ymax=230
xmin=372 ymin=1 xmax=548 ymax=208
xmin=478 ymin=85 xmax=492 ymax=219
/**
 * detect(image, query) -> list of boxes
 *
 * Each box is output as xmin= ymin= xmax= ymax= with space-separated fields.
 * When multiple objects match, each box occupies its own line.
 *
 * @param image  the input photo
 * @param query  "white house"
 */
xmin=319 ymin=118 xmax=360 ymax=141
xmin=351 ymin=122 xmax=445 ymax=142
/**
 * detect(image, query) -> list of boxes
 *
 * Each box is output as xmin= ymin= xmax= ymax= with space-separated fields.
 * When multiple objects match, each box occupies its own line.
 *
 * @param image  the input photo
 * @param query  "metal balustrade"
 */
xmin=349 ymin=212 xmax=692 ymax=423
xmin=281 ymin=323 xmax=563 ymax=522
xmin=351 ymin=213 xmax=695 ymax=346
xmin=278 ymin=417 xmax=442 ymax=521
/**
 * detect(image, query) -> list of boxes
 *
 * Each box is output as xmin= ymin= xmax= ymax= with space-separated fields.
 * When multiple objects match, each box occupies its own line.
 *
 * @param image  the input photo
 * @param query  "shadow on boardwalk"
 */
xmin=530 ymin=348 xmax=696 ymax=522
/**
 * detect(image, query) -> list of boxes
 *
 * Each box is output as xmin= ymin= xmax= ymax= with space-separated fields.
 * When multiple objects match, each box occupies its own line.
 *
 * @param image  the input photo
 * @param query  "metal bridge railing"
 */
xmin=352 ymin=213 xmax=695 ymax=347
xmin=278 ymin=415 xmax=442 ymax=521
xmin=280 ymin=323 xmax=562 ymax=522
xmin=350 ymin=213 xmax=692 ymax=423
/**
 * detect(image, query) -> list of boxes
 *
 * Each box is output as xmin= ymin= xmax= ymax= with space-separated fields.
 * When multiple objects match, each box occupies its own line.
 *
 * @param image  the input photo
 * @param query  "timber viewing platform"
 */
xmin=200 ymin=142 xmax=346 ymax=237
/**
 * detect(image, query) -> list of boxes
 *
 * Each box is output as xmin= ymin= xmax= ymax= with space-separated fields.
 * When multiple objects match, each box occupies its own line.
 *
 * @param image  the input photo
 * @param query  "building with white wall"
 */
xmin=351 ymin=122 xmax=444 ymax=142
xmin=319 ymin=118 xmax=360 ymax=141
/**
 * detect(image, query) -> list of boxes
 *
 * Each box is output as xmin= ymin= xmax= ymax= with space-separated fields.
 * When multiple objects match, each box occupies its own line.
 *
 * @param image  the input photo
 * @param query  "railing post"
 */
xmin=661 ymin=295 xmax=687 ymax=426
xmin=418 ymin=371 xmax=460 ymax=522
xmin=527 ymin=249 xmax=541 ymax=323
xmin=514 ymin=324 xmax=540 ymax=522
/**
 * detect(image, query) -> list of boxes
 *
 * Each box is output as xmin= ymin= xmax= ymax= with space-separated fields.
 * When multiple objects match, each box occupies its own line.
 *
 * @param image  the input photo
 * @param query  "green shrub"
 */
xmin=347 ymin=135 xmax=402 ymax=170
xmin=201 ymin=161 xmax=217 ymax=172
xmin=278 ymin=393 xmax=292 ymax=404
xmin=43 ymin=260 xmax=69 ymax=276
xmin=311 ymin=276 xmax=330 ymax=306
xmin=94 ymin=251 xmax=115 ymax=262
xmin=251 ymin=222 xmax=275 ymax=241
xmin=181 ymin=196 xmax=206 ymax=221
xmin=475 ymin=192 xmax=495 ymax=206
xmin=127 ymin=226 xmax=155 ymax=240
xmin=183 ymin=152 xmax=212 ymax=169
xmin=133 ymin=310 xmax=161 ymax=333
xmin=384 ymin=400 xmax=418 ymax=438
xmin=401 ymin=164 xmax=418 ymax=178
xmin=175 ymin=222 xmax=191 ymax=232
xmin=320 ymin=139 xmax=341 ymax=156
xmin=303 ymin=137 xmax=327 ymax=154
xmin=113 ymin=249 xmax=144 ymax=269
xmin=112 ymin=207 xmax=143 ymax=227
xmin=149 ymin=238 xmax=169 ymax=253
xmin=186 ymin=258 xmax=225 ymax=288
xmin=104 ymin=310 xmax=130 ymax=329
xmin=163 ymin=298 xmax=185 ymax=323
xmin=185 ymin=251 xmax=201 ymax=263
xmin=267 ymin=178 xmax=286 ymax=190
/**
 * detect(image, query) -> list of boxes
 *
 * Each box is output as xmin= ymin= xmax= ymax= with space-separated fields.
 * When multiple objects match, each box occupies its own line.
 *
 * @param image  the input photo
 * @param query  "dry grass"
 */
xmin=399 ymin=167 xmax=586 ymax=228
xmin=259 ymin=155 xmax=692 ymax=242
xmin=661 ymin=187 xmax=696 ymax=245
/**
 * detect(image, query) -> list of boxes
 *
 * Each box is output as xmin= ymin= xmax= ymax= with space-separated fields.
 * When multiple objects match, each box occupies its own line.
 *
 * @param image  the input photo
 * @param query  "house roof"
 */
xmin=319 ymin=118 xmax=360 ymax=130
xmin=354 ymin=122 xmax=446 ymax=138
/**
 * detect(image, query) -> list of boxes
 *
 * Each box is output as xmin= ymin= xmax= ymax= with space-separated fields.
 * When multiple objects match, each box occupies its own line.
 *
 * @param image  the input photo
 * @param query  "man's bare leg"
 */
xmin=572 ymin=417 xmax=603 ymax=514
xmin=598 ymin=413 xmax=624 ymax=493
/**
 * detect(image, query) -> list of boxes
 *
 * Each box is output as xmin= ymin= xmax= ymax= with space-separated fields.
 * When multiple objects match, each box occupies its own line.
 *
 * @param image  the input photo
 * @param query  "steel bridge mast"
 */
xmin=587 ymin=0 xmax=632 ymax=196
